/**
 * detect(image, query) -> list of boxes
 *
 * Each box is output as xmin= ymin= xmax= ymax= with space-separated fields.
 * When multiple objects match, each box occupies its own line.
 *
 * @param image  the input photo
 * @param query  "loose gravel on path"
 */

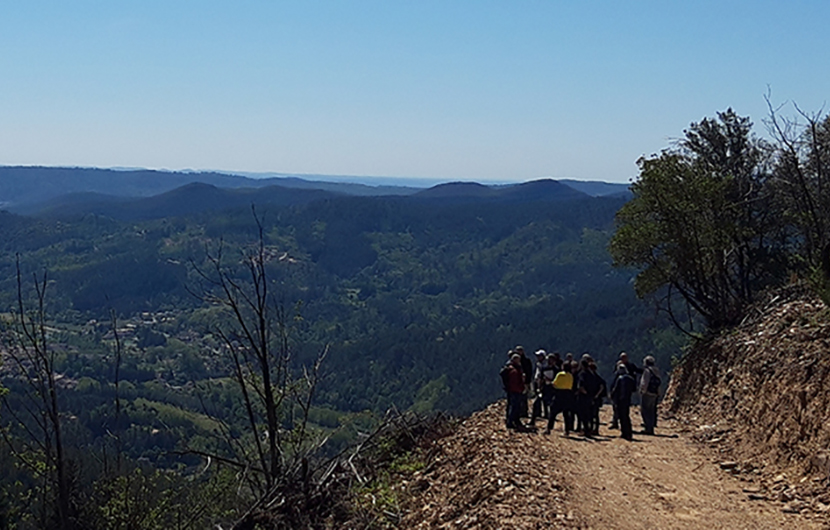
xmin=400 ymin=401 xmax=827 ymax=529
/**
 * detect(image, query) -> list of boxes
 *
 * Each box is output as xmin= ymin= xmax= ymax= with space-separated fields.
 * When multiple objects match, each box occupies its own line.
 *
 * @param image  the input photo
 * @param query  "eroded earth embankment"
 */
xmin=665 ymin=284 xmax=830 ymax=516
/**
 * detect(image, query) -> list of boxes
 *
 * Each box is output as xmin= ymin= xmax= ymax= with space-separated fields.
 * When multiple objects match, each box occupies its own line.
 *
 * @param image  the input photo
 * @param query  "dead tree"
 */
xmin=189 ymin=207 xmax=328 ymax=512
xmin=766 ymin=96 xmax=830 ymax=278
xmin=0 ymin=256 xmax=74 ymax=529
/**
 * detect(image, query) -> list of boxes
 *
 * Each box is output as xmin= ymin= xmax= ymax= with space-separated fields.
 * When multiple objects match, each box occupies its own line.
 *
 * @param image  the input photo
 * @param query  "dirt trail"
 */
xmin=554 ymin=407 xmax=826 ymax=529
xmin=399 ymin=402 xmax=828 ymax=529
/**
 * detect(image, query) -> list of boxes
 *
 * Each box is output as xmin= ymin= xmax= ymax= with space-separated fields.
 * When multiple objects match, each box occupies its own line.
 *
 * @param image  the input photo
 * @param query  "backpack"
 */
xmin=552 ymin=371 xmax=574 ymax=390
xmin=646 ymin=368 xmax=661 ymax=394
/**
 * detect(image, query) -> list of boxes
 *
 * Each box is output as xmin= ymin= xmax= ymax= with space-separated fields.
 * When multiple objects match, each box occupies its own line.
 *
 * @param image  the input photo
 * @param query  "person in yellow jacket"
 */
xmin=544 ymin=362 xmax=575 ymax=436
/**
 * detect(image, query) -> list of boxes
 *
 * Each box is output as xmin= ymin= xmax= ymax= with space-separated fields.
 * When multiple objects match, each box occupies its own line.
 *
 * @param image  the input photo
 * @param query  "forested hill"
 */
xmin=1 ymin=176 xmax=677 ymax=419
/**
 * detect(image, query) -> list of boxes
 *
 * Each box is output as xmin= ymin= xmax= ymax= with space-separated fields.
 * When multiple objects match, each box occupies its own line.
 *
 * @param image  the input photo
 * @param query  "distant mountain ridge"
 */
xmin=414 ymin=179 xmax=589 ymax=203
xmin=27 ymin=182 xmax=342 ymax=220
xmin=0 ymin=166 xmax=255 ymax=209
xmin=413 ymin=182 xmax=496 ymax=199
xmin=0 ymin=166 xmax=419 ymax=212
xmin=0 ymin=166 xmax=631 ymax=218
xmin=558 ymin=179 xmax=631 ymax=198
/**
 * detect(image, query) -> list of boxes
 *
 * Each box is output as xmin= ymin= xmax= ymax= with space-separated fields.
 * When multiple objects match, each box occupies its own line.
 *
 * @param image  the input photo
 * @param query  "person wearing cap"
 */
xmin=580 ymin=352 xmax=593 ymax=364
xmin=548 ymin=351 xmax=562 ymax=373
xmin=529 ymin=349 xmax=549 ymax=425
xmin=639 ymin=355 xmax=660 ymax=435
xmin=610 ymin=362 xmax=636 ymax=440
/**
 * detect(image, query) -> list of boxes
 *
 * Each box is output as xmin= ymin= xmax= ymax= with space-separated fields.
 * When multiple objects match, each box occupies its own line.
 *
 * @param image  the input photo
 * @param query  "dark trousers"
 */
xmin=564 ymin=401 xmax=575 ymax=432
xmin=618 ymin=401 xmax=633 ymax=440
xmin=575 ymin=395 xmax=591 ymax=435
xmin=543 ymin=385 xmax=554 ymax=411
xmin=532 ymin=385 xmax=554 ymax=423
xmin=506 ymin=392 xmax=524 ymax=428
xmin=590 ymin=399 xmax=601 ymax=435
xmin=531 ymin=395 xmax=543 ymax=422
xmin=546 ymin=390 xmax=574 ymax=433
xmin=641 ymin=393 xmax=657 ymax=434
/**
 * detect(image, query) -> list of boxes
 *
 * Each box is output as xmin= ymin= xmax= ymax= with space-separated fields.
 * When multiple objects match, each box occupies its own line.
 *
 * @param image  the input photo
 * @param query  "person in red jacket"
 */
xmin=501 ymin=353 xmax=527 ymax=430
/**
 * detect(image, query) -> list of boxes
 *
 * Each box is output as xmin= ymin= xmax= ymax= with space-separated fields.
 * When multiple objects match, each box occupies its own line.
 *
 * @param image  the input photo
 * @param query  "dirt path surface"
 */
xmin=400 ymin=402 xmax=828 ymax=529
xmin=558 ymin=407 xmax=827 ymax=529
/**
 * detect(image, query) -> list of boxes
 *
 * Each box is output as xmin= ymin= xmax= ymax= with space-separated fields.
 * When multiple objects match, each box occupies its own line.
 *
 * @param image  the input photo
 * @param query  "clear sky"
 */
xmin=1 ymin=1 xmax=828 ymax=183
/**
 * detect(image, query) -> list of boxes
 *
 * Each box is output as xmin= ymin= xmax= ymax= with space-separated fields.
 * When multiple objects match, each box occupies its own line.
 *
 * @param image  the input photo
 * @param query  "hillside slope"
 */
xmin=665 ymin=284 xmax=830 ymax=496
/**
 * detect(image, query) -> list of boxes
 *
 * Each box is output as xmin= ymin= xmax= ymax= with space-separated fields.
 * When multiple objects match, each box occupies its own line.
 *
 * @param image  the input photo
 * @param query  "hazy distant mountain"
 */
xmin=499 ymin=179 xmax=590 ymax=201
xmin=234 ymin=174 xmax=421 ymax=197
xmin=28 ymin=182 xmax=341 ymax=220
xmin=414 ymin=179 xmax=588 ymax=203
xmin=558 ymin=179 xmax=631 ymax=198
xmin=1 ymin=166 xmax=630 ymax=219
xmin=0 ymin=166 xmax=256 ymax=209
xmin=231 ymin=171 xmax=453 ymax=189
xmin=15 ymin=191 xmax=132 ymax=217
xmin=413 ymin=182 xmax=496 ymax=199
xmin=0 ymin=166 xmax=419 ymax=212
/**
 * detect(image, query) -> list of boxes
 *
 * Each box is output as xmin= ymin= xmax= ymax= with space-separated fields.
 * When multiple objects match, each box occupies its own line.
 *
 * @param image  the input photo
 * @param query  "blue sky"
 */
xmin=1 ymin=1 xmax=828 ymax=183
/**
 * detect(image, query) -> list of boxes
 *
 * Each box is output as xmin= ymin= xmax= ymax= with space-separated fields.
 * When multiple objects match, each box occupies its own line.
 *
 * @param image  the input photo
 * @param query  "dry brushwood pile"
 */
xmin=397 ymin=402 xmax=576 ymax=529
xmin=230 ymin=411 xmax=455 ymax=529
xmin=665 ymin=283 xmax=830 ymax=510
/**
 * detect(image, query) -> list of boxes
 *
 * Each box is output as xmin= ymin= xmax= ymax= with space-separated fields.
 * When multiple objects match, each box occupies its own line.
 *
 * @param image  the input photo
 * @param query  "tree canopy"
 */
xmin=610 ymin=109 xmax=789 ymax=330
xmin=611 ymin=107 xmax=830 ymax=332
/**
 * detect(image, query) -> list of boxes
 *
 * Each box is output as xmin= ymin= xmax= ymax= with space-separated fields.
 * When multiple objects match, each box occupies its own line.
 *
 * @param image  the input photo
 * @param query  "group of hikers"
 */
xmin=500 ymin=346 xmax=661 ymax=441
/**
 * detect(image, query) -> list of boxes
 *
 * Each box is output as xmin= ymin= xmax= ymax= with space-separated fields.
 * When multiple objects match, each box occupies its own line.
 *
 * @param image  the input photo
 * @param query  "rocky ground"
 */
xmin=394 ymin=400 xmax=828 ymax=529
xmin=397 ymin=401 xmax=575 ymax=529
